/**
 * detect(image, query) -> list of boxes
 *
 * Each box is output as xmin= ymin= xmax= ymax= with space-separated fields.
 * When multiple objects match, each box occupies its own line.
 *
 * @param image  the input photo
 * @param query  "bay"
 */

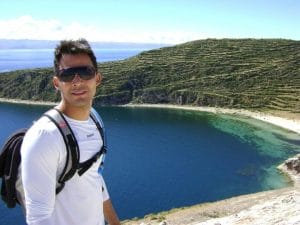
xmin=0 ymin=103 xmax=299 ymax=224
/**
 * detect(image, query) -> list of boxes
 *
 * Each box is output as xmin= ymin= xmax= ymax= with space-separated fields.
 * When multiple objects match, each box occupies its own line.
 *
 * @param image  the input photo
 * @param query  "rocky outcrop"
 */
xmin=278 ymin=154 xmax=300 ymax=187
xmin=195 ymin=189 xmax=300 ymax=225
xmin=284 ymin=154 xmax=300 ymax=173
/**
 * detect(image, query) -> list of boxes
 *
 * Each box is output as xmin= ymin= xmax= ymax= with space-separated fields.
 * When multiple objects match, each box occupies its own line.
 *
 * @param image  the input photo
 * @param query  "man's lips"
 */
xmin=72 ymin=90 xmax=87 ymax=96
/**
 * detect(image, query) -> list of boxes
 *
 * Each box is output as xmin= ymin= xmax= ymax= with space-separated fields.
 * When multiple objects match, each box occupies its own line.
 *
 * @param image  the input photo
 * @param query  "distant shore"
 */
xmin=125 ymin=103 xmax=300 ymax=135
xmin=0 ymin=98 xmax=57 ymax=106
xmin=1 ymin=97 xmax=299 ymax=134
xmin=1 ymin=99 xmax=300 ymax=135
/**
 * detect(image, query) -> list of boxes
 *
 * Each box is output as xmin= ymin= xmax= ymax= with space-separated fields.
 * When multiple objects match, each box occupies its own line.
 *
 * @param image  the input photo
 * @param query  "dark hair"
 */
xmin=54 ymin=38 xmax=97 ymax=75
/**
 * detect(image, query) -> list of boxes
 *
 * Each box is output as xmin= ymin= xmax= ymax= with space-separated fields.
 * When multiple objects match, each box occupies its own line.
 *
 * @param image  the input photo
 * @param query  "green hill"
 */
xmin=0 ymin=39 xmax=299 ymax=112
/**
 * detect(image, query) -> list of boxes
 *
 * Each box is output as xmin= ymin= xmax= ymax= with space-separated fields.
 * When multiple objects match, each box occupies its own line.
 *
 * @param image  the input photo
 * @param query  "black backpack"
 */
xmin=0 ymin=108 xmax=107 ymax=208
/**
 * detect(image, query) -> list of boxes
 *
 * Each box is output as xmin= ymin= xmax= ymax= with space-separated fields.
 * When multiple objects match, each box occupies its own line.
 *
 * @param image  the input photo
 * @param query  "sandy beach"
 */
xmin=125 ymin=103 xmax=300 ymax=134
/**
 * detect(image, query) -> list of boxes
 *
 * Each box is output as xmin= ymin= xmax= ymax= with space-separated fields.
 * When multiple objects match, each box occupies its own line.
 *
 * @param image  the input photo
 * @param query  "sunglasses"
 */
xmin=57 ymin=66 xmax=96 ymax=82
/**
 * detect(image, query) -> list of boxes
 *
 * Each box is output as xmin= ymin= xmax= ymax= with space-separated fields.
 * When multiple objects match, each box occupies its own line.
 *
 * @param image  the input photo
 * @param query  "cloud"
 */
xmin=0 ymin=16 xmax=62 ymax=40
xmin=0 ymin=16 xmax=202 ymax=44
xmin=0 ymin=16 xmax=100 ymax=41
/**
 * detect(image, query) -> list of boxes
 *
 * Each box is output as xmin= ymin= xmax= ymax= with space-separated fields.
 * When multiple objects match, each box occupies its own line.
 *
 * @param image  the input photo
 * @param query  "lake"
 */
xmin=0 ymin=48 xmax=144 ymax=72
xmin=0 ymin=102 xmax=299 ymax=224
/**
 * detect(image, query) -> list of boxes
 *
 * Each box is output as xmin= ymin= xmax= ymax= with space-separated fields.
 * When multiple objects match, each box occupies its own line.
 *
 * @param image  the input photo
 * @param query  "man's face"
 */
xmin=53 ymin=53 xmax=101 ymax=109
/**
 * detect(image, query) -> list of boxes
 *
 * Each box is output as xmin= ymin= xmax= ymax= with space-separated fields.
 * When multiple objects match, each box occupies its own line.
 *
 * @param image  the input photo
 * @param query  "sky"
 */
xmin=0 ymin=0 xmax=299 ymax=44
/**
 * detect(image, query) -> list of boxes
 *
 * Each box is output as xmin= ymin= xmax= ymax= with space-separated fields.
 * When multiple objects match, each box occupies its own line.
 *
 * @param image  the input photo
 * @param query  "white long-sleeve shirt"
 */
xmin=16 ymin=114 xmax=109 ymax=225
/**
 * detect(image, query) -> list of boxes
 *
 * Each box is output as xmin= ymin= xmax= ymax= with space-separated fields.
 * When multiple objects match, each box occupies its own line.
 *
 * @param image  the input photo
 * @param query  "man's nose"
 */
xmin=72 ymin=74 xmax=82 ymax=83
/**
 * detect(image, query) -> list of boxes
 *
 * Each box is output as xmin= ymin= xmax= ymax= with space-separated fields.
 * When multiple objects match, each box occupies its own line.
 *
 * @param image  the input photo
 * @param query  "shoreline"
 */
xmin=124 ymin=103 xmax=300 ymax=134
xmin=0 ymin=98 xmax=57 ymax=106
xmin=123 ymin=186 xmax=299 ymax=225
xmin=1 ymin=98 xmax=300 ymax=135
xmin=123 ymin=156 xmax=299 ymax=224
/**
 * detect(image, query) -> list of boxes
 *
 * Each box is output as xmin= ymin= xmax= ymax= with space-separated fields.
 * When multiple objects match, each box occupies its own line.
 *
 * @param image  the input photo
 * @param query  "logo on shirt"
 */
xmin=87 ymin=133 xmax=94 ymax=138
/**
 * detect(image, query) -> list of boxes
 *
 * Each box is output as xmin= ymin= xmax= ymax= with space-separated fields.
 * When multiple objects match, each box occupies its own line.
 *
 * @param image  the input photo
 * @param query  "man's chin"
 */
xmin=70 ymin=98 xmax=93 ymax=108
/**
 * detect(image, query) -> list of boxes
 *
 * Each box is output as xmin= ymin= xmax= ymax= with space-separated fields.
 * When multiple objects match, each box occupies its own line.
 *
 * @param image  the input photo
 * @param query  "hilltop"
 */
xmin=0 ymin=38 xmax=299 ymax=112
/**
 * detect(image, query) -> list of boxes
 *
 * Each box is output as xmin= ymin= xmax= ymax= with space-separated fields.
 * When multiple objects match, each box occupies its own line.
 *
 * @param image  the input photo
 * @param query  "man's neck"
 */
xmin=56 ymin=102 xmax=91 ymax=121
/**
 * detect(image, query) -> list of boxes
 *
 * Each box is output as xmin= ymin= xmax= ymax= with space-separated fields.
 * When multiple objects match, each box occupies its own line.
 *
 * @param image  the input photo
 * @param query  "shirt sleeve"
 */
xmin=100 ymin=174 xmax=110 ymax=202
xmin=21 ymin=119 xmax=64 ymax=225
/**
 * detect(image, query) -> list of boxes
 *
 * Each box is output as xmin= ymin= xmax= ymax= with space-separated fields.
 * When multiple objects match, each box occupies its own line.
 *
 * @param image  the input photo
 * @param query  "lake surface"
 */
xmin=0 ymin=103 xmax=299 ymax=224
xmin=0 ymin=48 xmax=144 ymax=72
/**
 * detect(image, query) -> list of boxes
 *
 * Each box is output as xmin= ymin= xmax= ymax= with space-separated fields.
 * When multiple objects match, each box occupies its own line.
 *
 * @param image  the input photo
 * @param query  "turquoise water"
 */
xmin=0 ymin=103 xmax=299 ymax=224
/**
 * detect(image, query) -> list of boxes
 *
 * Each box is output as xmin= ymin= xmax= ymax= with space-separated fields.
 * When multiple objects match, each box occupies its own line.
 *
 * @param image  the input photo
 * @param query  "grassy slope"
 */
xmin=1 ymin=39 xmax=299 ymax=112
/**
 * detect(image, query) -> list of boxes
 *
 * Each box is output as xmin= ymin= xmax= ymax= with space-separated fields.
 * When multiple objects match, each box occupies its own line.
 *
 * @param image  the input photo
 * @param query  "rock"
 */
xmin=195 ymin=189 xmax=300 ymax=225
xmin=159 ymin=222 xmax=167 ymax=225
xmin=284 ymin=154 xmax=300 ymax=173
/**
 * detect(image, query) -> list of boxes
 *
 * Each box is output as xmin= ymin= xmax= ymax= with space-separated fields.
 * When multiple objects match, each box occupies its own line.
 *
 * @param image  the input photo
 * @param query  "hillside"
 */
xmin=0 ymin=39 xmax=299 ymax=112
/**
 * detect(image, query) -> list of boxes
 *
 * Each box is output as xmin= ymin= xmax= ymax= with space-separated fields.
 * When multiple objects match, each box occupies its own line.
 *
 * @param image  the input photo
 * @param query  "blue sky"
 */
xmin=0 ymin=0 xmax=299 ymax=44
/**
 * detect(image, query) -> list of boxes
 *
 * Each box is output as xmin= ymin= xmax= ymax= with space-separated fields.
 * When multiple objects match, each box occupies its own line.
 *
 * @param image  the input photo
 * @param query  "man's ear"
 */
xmin=96 ymin=73 xmax=102 ymax=87
xmin=53 ymin=76 xmax=60 ymax=91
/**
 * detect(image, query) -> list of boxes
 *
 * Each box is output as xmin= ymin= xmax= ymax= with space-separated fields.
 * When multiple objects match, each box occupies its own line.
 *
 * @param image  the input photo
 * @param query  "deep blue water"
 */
xmin=0 ymin=48 xmax=143 ymax=72
xmin=0 ymin=103 xmax=300 ymax=224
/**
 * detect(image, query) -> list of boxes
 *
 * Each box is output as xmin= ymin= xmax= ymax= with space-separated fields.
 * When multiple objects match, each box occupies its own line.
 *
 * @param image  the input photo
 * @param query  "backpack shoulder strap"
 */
xmin=43 ymin=108 xmax=80 ymax=194
xmin=43 ymin=108 xmax=107 ymax=193
xmin=90 ymin=108 xmax=107 ymax=153
xmin=77 ymin=108 xmax=107 ymax=175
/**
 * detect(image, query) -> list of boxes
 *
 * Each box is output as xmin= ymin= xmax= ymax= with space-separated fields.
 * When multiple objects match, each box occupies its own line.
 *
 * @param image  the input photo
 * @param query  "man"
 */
xmin=17 ymin=39 xmax=120 ymax=225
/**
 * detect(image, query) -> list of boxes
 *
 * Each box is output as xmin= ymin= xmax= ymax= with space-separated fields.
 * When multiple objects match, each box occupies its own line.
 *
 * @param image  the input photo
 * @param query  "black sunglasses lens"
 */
xmin=59 ymin=70 xmax=75 ymax=82
xmin=79 ymin=67 xmax=96 ymax=80
xmin=59 ymin=66 xmax=95 ymax=82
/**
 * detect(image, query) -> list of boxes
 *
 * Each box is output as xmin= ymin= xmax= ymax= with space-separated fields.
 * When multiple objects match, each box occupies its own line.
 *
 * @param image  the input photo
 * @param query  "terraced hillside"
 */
xmin=0 ymin=39 xmax=299 ymax=112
